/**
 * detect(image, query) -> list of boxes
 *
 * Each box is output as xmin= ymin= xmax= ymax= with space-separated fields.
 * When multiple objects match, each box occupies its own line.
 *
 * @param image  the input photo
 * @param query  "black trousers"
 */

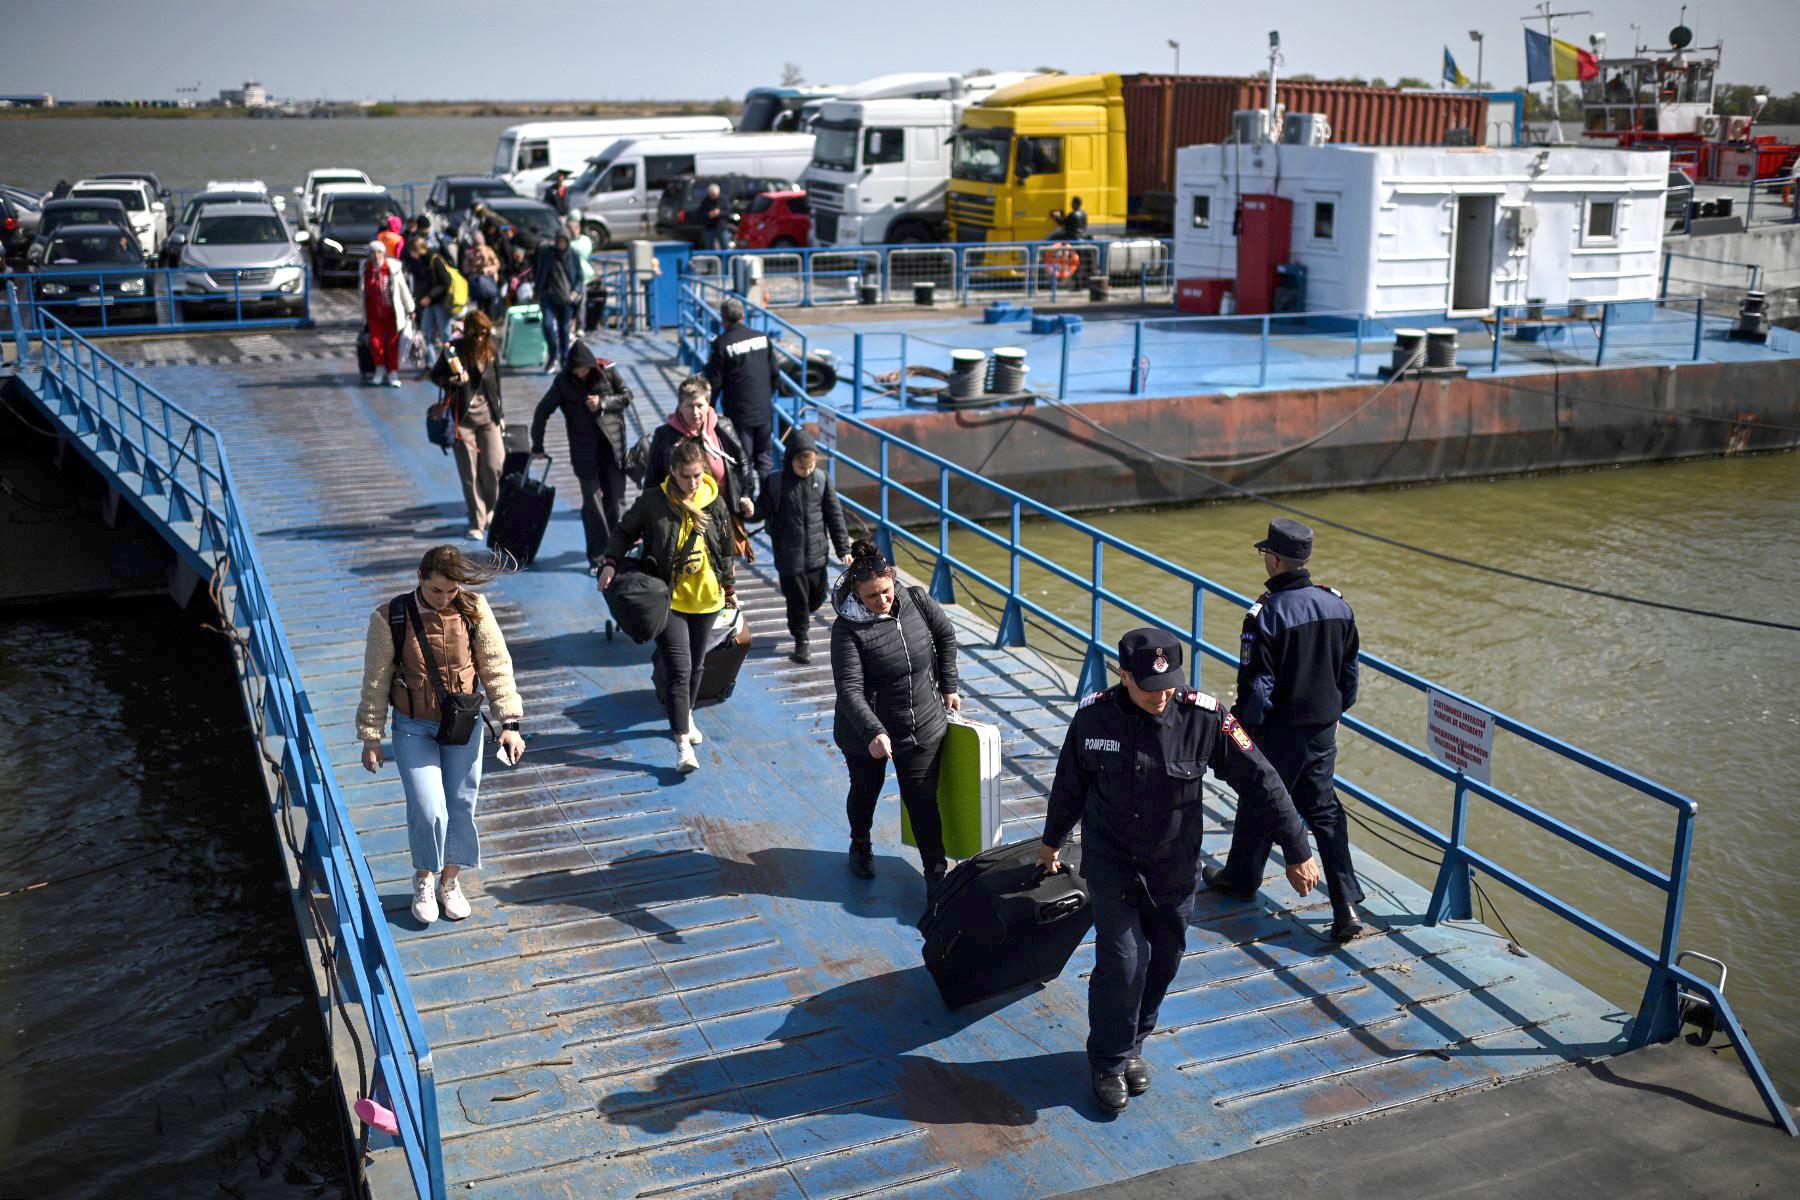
xmin=574 ymin=447 xmax=626 ymax=567
xmin=844 ymin=737 xmax=945 ymax=860
xmin=655 ymin=609 xmax=718 ymax=736
xmin=778 ymin=566 xmax=829 ymax=642
xmin=736 ymin=421 xmax=774 ymax=480
xmin=1219 ymin=723 xmax=1365 ymax=916
xmin=1085 ymin=857 xmax=1195 ymax=1075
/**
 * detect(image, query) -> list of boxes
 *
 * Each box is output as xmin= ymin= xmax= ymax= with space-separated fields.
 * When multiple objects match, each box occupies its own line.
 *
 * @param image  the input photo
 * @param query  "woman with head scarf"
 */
xmin=361 ymin=240 xmax=415 ymax=387
xmin=377 ymin=213 xmax=405 ymax=259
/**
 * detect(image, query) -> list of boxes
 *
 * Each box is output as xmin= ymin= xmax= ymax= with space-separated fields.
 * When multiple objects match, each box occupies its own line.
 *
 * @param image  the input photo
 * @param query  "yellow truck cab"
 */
xmin=947 ymin=73 xmax=1125 ymax=243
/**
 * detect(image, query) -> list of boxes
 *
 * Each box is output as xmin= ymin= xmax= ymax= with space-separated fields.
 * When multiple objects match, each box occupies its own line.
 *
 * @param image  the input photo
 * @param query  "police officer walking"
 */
xmin=705 ymin=297 xmax=784 ymax=480
xmin=1038 ymin=628 xmax=1319 ymax=1113
xmin=1205 ymin=518 xmax=1366 ymax=941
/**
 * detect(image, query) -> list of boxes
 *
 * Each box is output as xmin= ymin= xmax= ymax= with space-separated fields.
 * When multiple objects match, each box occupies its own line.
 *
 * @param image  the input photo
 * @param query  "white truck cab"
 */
xmin=491 ymin=118 xmax=733 ymax=197
xmin=803 ymin=72 xmax=1039 ymax=246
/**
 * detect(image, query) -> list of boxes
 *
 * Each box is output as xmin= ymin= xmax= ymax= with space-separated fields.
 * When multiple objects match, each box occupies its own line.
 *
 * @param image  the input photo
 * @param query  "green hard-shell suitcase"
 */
xmin=902 ymin=716 xmax=1003 ymax=859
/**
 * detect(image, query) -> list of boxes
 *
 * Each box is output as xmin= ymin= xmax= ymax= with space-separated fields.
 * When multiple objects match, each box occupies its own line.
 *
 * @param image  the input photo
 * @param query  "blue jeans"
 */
xmin=392 ymin=714 xmax=485 ymax=872
xmin=540 ymin=300 xmax=575 ymax=369
xmin=418 ymin=301 xmax=452 ymax=357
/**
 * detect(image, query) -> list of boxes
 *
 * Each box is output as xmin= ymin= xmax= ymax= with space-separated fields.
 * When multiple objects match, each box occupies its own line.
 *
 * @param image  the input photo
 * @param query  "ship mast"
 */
xmin=1523 ymin=1 xmax=1591 ymax=142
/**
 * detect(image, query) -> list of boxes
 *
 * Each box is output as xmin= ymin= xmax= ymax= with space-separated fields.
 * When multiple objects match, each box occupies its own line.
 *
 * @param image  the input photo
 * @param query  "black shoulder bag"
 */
xmin=401 ymin=593 xmax=485 ymax=746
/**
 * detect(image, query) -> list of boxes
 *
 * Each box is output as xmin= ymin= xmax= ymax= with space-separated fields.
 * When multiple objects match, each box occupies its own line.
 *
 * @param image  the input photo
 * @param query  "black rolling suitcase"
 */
xmin=919 ymin=838 xmax=1092 ymax=1010
xmin=499 ymin=423 xmax=533 ymax=485
xmin=652 ymin=607 xmax=751 ymax=706
xmin=487 ymin=455 xmax=555 ymax=567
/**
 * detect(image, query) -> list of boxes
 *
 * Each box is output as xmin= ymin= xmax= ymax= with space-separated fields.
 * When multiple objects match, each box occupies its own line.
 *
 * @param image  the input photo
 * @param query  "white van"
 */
xmin=569 ymin=132 xmax=818 ymax=245
xmin=492 ymin=118 xmax=733 ymax=197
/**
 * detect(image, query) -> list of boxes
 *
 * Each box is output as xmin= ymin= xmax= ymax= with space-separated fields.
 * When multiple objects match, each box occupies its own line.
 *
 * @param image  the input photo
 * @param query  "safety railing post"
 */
xmin=1189 ymin=582 xmax=1205 ymax=691
xmin=1058 ymin=325 xmax=1071 ymax=400
xmin=1426 ymin=782 xmax=1474 ymax=924
xmin=1746 ymin=178 xmax=1756 ymax=225
xmin=996 ymin=498 xmax=1027 ymax=648
xmin=1258 ymin=314 xmax=1271 ymax=386
xmin=1491 ymin=307 xmax=1505 ymax=373
xmin=1075 ymin=538 xmax=1108 ymax=698
xmin=852 ymin=333 xmax=864 ymax=413
xmin=1595 ymin=303 xmax=1611 ymax=367
xmin=898 ymin=333 xmax=909 ymax=407
xmin=929 ymin=466 xmax=956 ymax=603
xmin=1660 ymin=250 xmax=1673 ymax=299
xmin=876 ymin=439 xmax=892 ymax=558
xmin=1692 ymin=297 xmax=1705 ymax=361
xmin=1130 ymin=319 xmax=1145 ymax=394
xmin=1629 ymin=805 xmax=1695 ymax=1050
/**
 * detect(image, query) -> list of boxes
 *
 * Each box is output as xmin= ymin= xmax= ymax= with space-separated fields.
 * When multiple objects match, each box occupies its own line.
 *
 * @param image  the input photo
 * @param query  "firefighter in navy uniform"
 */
xmin=704 ymin=296 xmax=784 ymax=480
xmin=1205 ymin=518 xmax=1367 ymax=941
xmin=1037 ymin=628 xmax=1320 ymax=1114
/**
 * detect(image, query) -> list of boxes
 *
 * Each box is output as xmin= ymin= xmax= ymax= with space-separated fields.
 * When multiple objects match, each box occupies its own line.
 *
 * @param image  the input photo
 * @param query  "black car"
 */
xmin=162 ymin=189 xmax=269 ymax=265
xmin=30 ymin=224 xmax=156 ymax=328
xmin=425 ymin=175 xmax=515 ymax=237
xmin=484 ymin=196 xmax=563 ymax=253
xmin=307 ymin=190 xmax=407 ymax=282
xmin=1 ymin=192 xmax=28 ymax=262
xmin=94 ymin=170 xmax=172 ymax=203
xmin=655 ymin=174 xmax=797 ymax=246
xmin=28 ymin=199 xmax=137 ymax=266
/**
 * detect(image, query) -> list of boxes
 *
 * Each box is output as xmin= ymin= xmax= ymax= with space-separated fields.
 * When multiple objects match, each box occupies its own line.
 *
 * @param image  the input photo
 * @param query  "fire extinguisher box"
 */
xmin=1235 ymin=193 xmax=1293 ymax=315
xmin=1176 ymin=278 xmax=1234 ymax=314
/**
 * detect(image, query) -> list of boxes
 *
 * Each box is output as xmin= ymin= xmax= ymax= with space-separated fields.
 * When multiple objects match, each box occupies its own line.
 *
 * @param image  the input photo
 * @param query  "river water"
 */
xmin=0 ymin=603 xmax=345 ymax=1198
xmin=922 ymin=449 xmax=1800 ymax=1097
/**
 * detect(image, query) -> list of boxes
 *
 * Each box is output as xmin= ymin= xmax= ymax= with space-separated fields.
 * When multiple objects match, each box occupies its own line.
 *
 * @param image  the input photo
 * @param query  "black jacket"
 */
xmin=1043 ymin=685 xmax=1308 ymax=899
xmin=414 ymin=253 xmax=452 ymax=307
xmin=534 ymin=242 xmax=582 ymax=307
xmin=704 ymin=322 xmax=783 ymax=431
xmin=429 ymin=338 xmax=504 ymax=426
xmin=529 ymin=341 xmax=633 ymax=465
xmin=1234 ymin=568 xmax=1359 ymax=729
xmin=758 ymin=462 xmax=849 ymax=576
xmin=830 ymin=583 xmax=959 ymax=756
xmin=603 ymin=482 xmax=736 ymax=595
xmin=643 ymin=419 xmax=754 ymax=510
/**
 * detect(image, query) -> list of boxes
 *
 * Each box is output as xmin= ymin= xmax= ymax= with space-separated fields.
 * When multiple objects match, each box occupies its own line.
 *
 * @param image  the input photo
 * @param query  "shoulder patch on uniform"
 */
xmin=1178 ymin=689 xmax=1218 ymax=711
xmin=1246 ymin=602 xmax=1262 ymax=618
xmin=1222 ymin=713 xmax=1255 ymax=751
xmin=1321 ymin=585 xmax=1342 ymax=598
xmin=1077 ymin=689 xmax=1109 ymax=710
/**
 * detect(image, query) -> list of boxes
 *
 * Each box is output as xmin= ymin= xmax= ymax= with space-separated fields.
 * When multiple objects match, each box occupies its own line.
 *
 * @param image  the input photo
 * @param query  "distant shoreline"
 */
xmin=0 ymin=99 xmax=734 ymax=121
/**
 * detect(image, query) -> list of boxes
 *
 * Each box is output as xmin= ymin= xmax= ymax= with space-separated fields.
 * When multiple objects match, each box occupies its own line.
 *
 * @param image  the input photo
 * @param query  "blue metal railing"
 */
xmin=23 ymin=313 xmax=446 ymax=1196
xmin=679 ymin=284 xmax=1796 ymax=1137
xmin=8 ymin=262 xmax=313 ymax=339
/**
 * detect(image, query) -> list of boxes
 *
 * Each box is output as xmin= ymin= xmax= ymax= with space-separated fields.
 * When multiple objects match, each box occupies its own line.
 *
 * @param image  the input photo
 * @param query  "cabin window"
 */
xmin=863 ymin=128 xmax=905 ymax=165
xmin=1191 ymin=193 xmax=1211 ymax=230
xmin=1312 ymin=200 xmax=1336 ymax=241
xmin=520 ymin=141 xmax=550 ymax=170
xmin=1586 ymin=199 xmax=1618 ymax=241
xmin=645 ymin=155 xmax=696 ymax=189
xmin=1016 ymin=136 xmax=1063 ymax=180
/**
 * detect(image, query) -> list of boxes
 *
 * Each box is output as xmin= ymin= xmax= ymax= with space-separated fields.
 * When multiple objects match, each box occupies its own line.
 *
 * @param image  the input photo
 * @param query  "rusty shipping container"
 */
xmin=1122 ymin=75 xmax=1487 ymax=199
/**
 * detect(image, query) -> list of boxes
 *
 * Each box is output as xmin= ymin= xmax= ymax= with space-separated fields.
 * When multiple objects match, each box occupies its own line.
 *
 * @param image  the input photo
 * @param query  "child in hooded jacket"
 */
xmin=756 ymin=425 xmax=851 ymax=664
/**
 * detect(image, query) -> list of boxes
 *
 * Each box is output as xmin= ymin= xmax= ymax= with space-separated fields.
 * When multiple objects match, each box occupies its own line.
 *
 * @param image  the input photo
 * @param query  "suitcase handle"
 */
xmin=525 ymin=453 xmax=553 ymax=483
xmin=1037 ymin=892 xmax=1086 ymax=923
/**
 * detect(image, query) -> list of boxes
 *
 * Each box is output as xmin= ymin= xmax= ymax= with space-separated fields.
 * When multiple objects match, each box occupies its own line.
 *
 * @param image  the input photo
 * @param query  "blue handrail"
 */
xmin=26 ymin=314 xmax=447 ymax=1197
xmin=8 ymin=262 xmax=313 ymax=340
xmin=681 ymin=284 xmax=1796 ymax=1138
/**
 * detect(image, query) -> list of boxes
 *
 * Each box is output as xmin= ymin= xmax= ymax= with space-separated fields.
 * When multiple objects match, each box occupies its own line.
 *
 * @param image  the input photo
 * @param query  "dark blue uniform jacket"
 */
xmin=1236 ymin=569 xmax=1359 ymax=729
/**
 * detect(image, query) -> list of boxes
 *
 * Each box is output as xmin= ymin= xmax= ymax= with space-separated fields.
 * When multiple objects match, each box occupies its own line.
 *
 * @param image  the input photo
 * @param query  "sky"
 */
xmin=5 ymin=0 xmax=1799 ymax=102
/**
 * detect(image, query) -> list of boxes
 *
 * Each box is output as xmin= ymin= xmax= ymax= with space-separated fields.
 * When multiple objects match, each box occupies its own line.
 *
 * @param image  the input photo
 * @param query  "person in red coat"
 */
xmin=361 ymin=240 xmax=416 ymax=387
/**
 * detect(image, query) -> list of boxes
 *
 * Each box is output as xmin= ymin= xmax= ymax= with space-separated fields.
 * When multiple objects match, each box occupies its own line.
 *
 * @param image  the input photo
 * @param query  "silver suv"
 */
xmin=174 ymin=201 xmax=308 ymax=317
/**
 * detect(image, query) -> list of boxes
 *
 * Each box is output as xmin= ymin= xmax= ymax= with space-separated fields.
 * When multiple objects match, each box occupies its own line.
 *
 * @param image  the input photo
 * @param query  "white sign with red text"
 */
xmin=1426 ymin=689 xmax=1495 ymax=783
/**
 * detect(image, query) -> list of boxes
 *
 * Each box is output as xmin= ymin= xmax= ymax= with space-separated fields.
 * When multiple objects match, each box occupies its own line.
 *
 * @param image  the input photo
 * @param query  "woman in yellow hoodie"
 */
xmin=598 ymin=439 xmax=737 ymax=773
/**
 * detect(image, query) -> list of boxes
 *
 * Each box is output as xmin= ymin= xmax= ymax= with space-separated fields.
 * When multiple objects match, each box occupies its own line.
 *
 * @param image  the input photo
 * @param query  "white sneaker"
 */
xmin=465 ymin=527 xmax=483 ymax=541
xmin=373 ymin=366 xmax=388 ymax=386
xmin=411 ymin=872 xmax=438 ymax=924
xmin=685 ymin=720 xmax=703 ymax=746
xmin=439 ymin=874 xmax=472 ymax=921
xmin=386 ymin=373 xmax=403 ymax=388
xmin=676 ymin=737 xmax=699 ymax=774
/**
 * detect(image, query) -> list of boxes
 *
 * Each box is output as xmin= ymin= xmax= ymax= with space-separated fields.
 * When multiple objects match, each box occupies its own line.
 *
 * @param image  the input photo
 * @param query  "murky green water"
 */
xmin=902 ymin=451 xmax=1800 ymax=1095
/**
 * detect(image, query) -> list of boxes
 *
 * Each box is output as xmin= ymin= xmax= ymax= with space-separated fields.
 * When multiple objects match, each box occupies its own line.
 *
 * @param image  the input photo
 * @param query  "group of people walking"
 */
xmin=352 ymin=244 xmax=1371 ymax=1117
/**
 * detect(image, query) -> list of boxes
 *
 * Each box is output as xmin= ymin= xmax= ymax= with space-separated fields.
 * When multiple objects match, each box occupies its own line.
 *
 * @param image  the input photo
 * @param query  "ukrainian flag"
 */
xmin=1524 ymin=28 xmax=1598 ymax=83
xmin=1443 ymin=48 xmax=1470 ymax=88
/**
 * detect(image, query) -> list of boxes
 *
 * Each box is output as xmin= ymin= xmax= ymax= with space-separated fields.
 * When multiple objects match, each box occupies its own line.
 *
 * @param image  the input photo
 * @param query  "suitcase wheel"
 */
xmin=605 ymin=619 xmax=615 ymax=641
xmin=716 ymin=682 xmax=734 ymax=700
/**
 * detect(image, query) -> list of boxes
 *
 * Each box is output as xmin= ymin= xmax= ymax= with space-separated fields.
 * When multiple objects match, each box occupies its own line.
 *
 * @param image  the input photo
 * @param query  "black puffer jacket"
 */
xmin=757 ymin=428 xmax=849 ymax=575
xmin=603 ymin=481 xmax=736 ymax=595
xmin=643 ymin=418 xmax=755 ymax=509
xmin=530 ymin=341 xmax=634 ymax=465
xmin=830 ymin=583 xmax=959 ymax=756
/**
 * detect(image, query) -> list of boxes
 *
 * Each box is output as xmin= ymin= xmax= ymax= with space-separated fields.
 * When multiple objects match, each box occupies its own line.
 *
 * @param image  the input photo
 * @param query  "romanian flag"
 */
xmin=1524 ymin=27 xmax=1599 ymax=83
xmin=1443 ymin=48 xmax=1470 ymax=88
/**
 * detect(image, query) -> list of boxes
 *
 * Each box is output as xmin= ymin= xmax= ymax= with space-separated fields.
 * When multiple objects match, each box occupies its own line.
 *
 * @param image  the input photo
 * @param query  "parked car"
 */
xmin=737 ymin=189 xmax=812 ymax=249
xmin=295 ymin=167 xmax=373 ymax=223
xmin=28 ymin=198 xmax=136 ymax=266
xmin=304 ymin=188 xmax=406 ymax=283
xmin=655 ymin=174 xmax=797 ymax=246
xmin=205 ymin=179 xmax=286 ymax=215
xmin=68 ymin=178 xmax=166 ymax=257
xmin=93 ymin=170 xmax=172 ymax=204
xmin=1 ymin=191 xmax=30 ymax=263
xmin=29 ymin=225 xmax=156 ymax=327
xmin=483 ymin=195 xmax=563 ymax=252
xmin=1 ymin=184 xmax=45 ymax=248
xmin=162 ymin=188 xmax=270 ymax=265
xmin=424 ymin=174 xmax=515 ymax=237
xmin=173 ymin=202 xmax=308 ymax=318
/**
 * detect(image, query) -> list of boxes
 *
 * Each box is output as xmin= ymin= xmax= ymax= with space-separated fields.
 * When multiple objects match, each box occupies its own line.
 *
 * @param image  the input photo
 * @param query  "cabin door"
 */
xmin=1450 ymin=195 xmax=1498 ymax=313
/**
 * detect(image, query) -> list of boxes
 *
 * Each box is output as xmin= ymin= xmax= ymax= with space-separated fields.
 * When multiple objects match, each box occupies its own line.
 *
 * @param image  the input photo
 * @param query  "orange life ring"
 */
xmin=1041 ymin=244 xmax=1080 ymax=282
